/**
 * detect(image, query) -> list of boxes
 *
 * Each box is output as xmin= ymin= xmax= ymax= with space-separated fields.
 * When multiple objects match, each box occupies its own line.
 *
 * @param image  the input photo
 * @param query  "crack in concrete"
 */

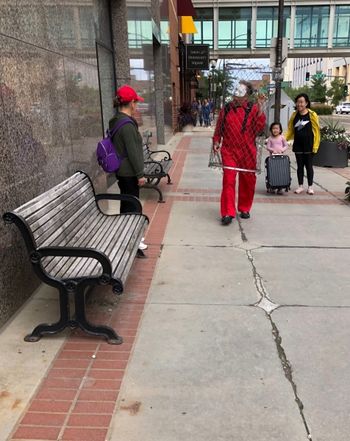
xmin=268 ymin=315 xmax=313 ymax=441
xmin=237 ymin=218 xmax=248 ymax=242
xmin=244 ymin=242 xmax=313 ymax=439
xmin=246 ymin=250 xmax=279 ymax=313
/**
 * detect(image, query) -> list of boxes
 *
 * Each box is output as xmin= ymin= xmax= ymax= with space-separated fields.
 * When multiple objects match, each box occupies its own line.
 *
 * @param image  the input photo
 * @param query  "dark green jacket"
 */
xmin=109 ymin=112 xmax=144 ymax=178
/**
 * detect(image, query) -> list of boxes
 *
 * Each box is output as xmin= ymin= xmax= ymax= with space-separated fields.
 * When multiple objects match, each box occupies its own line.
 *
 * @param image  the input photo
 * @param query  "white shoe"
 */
xmin=294 ymin=186 xmax=304 ymax=194
xmin=139 ymin=238 xmax=148 ymax=250
xmin=307 ymin=187 xmax=314 ymax=195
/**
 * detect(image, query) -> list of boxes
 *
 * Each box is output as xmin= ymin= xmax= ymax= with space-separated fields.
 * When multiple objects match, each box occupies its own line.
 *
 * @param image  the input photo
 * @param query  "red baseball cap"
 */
xmin=116 ymin=85 xmax=144 ymax=103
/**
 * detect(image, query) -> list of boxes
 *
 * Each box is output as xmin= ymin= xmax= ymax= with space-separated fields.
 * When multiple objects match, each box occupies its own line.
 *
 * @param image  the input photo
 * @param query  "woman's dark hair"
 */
xmin=294 ymin=93 xmax=311 ymax=108
xmin=269 ymin=121 xmax=283 ymax=134
xmin=113 ymin=96 xmax=132 ymax=108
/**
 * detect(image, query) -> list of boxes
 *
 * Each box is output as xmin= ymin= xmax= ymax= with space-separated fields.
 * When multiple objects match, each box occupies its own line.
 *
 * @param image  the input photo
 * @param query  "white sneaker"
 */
xmin=307 ymin=187 xmax=314 ymax=195
xmin=139 ymin=238 xmax=148 ymax=250
xmin=294 ymin=186 xmax=304 ymax=194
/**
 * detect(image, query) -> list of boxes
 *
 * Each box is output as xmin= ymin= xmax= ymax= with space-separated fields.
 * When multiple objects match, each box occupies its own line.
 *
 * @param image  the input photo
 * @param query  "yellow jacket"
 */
xmin=285 ymin=109 xmax=321 ymax=153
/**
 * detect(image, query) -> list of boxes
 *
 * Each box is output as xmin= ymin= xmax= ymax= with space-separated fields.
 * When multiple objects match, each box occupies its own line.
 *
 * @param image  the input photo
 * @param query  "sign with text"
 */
xmin=186 ymin=44 xmax=209 ymax=70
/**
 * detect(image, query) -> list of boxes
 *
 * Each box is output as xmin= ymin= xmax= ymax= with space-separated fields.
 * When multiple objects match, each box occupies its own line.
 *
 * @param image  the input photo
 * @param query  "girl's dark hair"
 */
xmin=269 ymin=121 xmax=283 ymax=134
xmin=294 ymin=93 xmax=311 ymax=108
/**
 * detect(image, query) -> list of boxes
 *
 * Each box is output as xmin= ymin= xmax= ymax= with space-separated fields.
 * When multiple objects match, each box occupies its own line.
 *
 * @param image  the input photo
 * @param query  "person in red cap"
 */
xmin=109 ymin=84 xmax=147 ymax=250
xmin=213 ymin=81 xmax=266 ymax=225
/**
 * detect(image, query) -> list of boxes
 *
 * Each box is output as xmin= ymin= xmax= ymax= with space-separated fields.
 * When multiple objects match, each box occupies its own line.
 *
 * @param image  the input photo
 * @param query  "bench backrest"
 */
xmin=9 ymin=172 xmax=98 ymax=250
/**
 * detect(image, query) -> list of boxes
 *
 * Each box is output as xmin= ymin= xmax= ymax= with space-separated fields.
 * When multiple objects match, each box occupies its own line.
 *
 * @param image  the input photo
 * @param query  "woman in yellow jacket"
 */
xmin=286 ymin=93 xmax=320 ymax=195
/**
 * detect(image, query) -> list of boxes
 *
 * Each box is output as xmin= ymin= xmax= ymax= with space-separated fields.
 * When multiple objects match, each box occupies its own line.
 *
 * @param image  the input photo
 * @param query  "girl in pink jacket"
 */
xmin=266 ymin=122 xmax=289 ymax=154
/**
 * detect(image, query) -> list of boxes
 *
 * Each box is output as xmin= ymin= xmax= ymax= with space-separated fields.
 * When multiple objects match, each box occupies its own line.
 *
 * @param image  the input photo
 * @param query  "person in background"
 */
xmin=197 ymin=99 xmax=203 ymax=126
xmin=191 ymin=98 xmax=198 ymax=126
xmin=109 ymin=84 xmax=147 ymax=250
xmin=213 ymin=81 xmax=266 ymax=225
xmin=202 ymin=99 xmax=211 ymax=127
xmin=285 ymin=93 xmax=320 ymax=195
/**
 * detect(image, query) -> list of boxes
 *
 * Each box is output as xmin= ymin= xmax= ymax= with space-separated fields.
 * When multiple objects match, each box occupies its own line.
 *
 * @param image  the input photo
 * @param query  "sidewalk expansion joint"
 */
xmin=268 ymin=315 xmax=313 ymax=441
xmin=261 ymin=245 xmax=350 ymax=250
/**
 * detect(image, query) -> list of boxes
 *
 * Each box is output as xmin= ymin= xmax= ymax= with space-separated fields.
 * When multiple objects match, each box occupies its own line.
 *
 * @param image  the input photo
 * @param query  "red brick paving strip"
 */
xmin=10 ymin=136 xmax=189 ymax=441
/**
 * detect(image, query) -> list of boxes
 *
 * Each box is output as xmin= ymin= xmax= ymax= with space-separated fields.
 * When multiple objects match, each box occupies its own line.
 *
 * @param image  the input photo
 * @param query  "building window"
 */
xmin=294 ymin=6 xmax=329 ymax=47
xmin=193 ymin=8 xmax=213 ymax=47
xmin=256 ymin=7 xmax=290 ymax=47
xmin=334 ymin=6 xmax=350 ymax=47
xmin=127 ymin=8 xmax=152 ymax=48
xmin=218 ymin=8 xmax=252 ymax=49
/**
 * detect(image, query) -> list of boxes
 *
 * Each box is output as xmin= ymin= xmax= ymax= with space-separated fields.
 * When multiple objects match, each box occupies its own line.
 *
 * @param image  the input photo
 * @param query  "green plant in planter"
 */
xmin=320 ymin=120 xmax=350 ymax=151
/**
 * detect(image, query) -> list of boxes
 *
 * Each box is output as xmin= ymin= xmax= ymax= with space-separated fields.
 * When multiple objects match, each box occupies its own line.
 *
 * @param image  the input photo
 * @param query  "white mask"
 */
xmin=233 ymin=84 xmax=247 ymax=97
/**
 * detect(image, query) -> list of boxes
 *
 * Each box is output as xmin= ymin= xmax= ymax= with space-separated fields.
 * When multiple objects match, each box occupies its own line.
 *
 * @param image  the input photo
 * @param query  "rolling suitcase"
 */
xmin=265 ymin=154 xmax=291 ymax=192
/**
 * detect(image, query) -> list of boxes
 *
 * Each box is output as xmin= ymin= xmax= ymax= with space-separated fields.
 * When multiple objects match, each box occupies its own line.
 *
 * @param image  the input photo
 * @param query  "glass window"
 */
xmin=193 ymin=8 xmax=213 ymax=47
xmin=294 ymin=6 xmax=329 ymax=47
xmin=160 ymin=21 xmax=170 ymax=44
xmin=256 ymin=7 xmax=291 ymax=47
xmin=127 ymin=7 xmax=152 ymax=48
xmin=334 ymin=6 xmax=350 ymax=47
xmin=218 ymin=8 xmax=252 ymax=48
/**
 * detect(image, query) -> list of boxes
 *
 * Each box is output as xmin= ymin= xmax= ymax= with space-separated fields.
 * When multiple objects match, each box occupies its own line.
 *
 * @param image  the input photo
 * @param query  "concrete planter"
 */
xmin=313 ymin=141 xmax=348 ymax=168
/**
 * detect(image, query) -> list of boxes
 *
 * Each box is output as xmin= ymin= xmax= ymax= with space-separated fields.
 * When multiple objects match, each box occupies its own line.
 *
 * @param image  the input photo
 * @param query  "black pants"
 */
xmin=117 ymin=176 xmax=139 ymax=213
xmin=295 ymin=153 xmax=314 ymax=186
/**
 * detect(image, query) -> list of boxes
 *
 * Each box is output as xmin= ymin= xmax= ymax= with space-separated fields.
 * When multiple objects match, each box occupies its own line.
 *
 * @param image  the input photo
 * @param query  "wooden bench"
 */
xmin=3 ymin=171 xmax=149 ymax=344
xmin=141 ymin=131 xmax=173 ymax=203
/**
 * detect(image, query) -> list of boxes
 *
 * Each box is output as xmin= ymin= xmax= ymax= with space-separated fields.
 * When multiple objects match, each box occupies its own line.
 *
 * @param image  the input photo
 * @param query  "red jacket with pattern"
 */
xmin=213 ymin=100 xmax=266 ymax=170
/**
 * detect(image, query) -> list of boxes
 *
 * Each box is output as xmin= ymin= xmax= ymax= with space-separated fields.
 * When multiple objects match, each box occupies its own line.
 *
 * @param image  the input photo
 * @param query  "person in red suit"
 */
xmin=213 ymin=81 xmax=266 ymax=225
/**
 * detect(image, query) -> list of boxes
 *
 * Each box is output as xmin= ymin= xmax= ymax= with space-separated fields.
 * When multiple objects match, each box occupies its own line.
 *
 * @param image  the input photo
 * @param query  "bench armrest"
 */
xmin=95 ymin=193 xmax=142 ymax=214
xmin=148 ymin=150 xmax=172 ymax=161
xmin=32 ymin=246 xmax=113 ymax=277
xmin=144 ymin=160 xmax=165 ymax=175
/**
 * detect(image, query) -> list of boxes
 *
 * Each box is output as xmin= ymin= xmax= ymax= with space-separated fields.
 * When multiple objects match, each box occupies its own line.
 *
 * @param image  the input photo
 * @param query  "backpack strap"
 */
xmin=108 ymin=117 xmax=135 ymax=138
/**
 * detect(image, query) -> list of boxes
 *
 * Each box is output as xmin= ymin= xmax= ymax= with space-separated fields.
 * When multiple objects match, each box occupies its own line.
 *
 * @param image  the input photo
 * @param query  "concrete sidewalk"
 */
xmin=1 ymin=129 xmax=350 ymax=441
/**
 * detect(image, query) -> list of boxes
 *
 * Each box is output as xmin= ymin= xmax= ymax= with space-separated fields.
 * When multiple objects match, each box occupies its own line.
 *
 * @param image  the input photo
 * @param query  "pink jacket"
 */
xmin=266 ymin=135 xmax=288 ymax=154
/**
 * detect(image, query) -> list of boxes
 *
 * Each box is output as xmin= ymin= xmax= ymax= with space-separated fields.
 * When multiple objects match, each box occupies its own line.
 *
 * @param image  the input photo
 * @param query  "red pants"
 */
xmin=220 ymin=151 xmax=257 ymax=217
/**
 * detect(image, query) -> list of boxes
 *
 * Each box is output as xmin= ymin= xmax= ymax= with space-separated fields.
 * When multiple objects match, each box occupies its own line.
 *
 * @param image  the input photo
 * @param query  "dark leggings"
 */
xmin=117 ymin=176 xmax=139 ymax=213
xmin=295 ymin=153 xmax=314 ymax=186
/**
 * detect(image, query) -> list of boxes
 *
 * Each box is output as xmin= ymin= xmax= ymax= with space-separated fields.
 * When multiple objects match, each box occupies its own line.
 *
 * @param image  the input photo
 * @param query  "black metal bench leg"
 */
xmin=74 ymin=286 xmax=123 ymax=345
xmin=166 ymin=174 xmax=172 ymax=184
xmin=24 ymin=287 xmax=70 ymax=342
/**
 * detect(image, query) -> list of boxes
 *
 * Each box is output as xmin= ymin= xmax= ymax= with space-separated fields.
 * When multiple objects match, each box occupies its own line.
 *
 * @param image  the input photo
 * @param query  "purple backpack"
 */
xmin=96 ymin=118 xmax=134 ymax=173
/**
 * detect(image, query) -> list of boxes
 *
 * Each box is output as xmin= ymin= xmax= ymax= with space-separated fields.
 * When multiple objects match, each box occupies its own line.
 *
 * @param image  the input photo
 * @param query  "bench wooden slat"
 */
xmin=14 ymin=173 xmax=86 ymax=218
xmin=28 ymin=180 xmax=92 ymax=229
xmin=42 ymin=213 xmax=109 ymax=275
xmin=59 ymin=216 xmax=130 ymax=279
xmin=114 ymin=217 xmax=146 ymax=284
xmin=35 ymin=199 xmax=97 ymax=248
xmin=47 ymin=215 xmax=115 ymax=278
